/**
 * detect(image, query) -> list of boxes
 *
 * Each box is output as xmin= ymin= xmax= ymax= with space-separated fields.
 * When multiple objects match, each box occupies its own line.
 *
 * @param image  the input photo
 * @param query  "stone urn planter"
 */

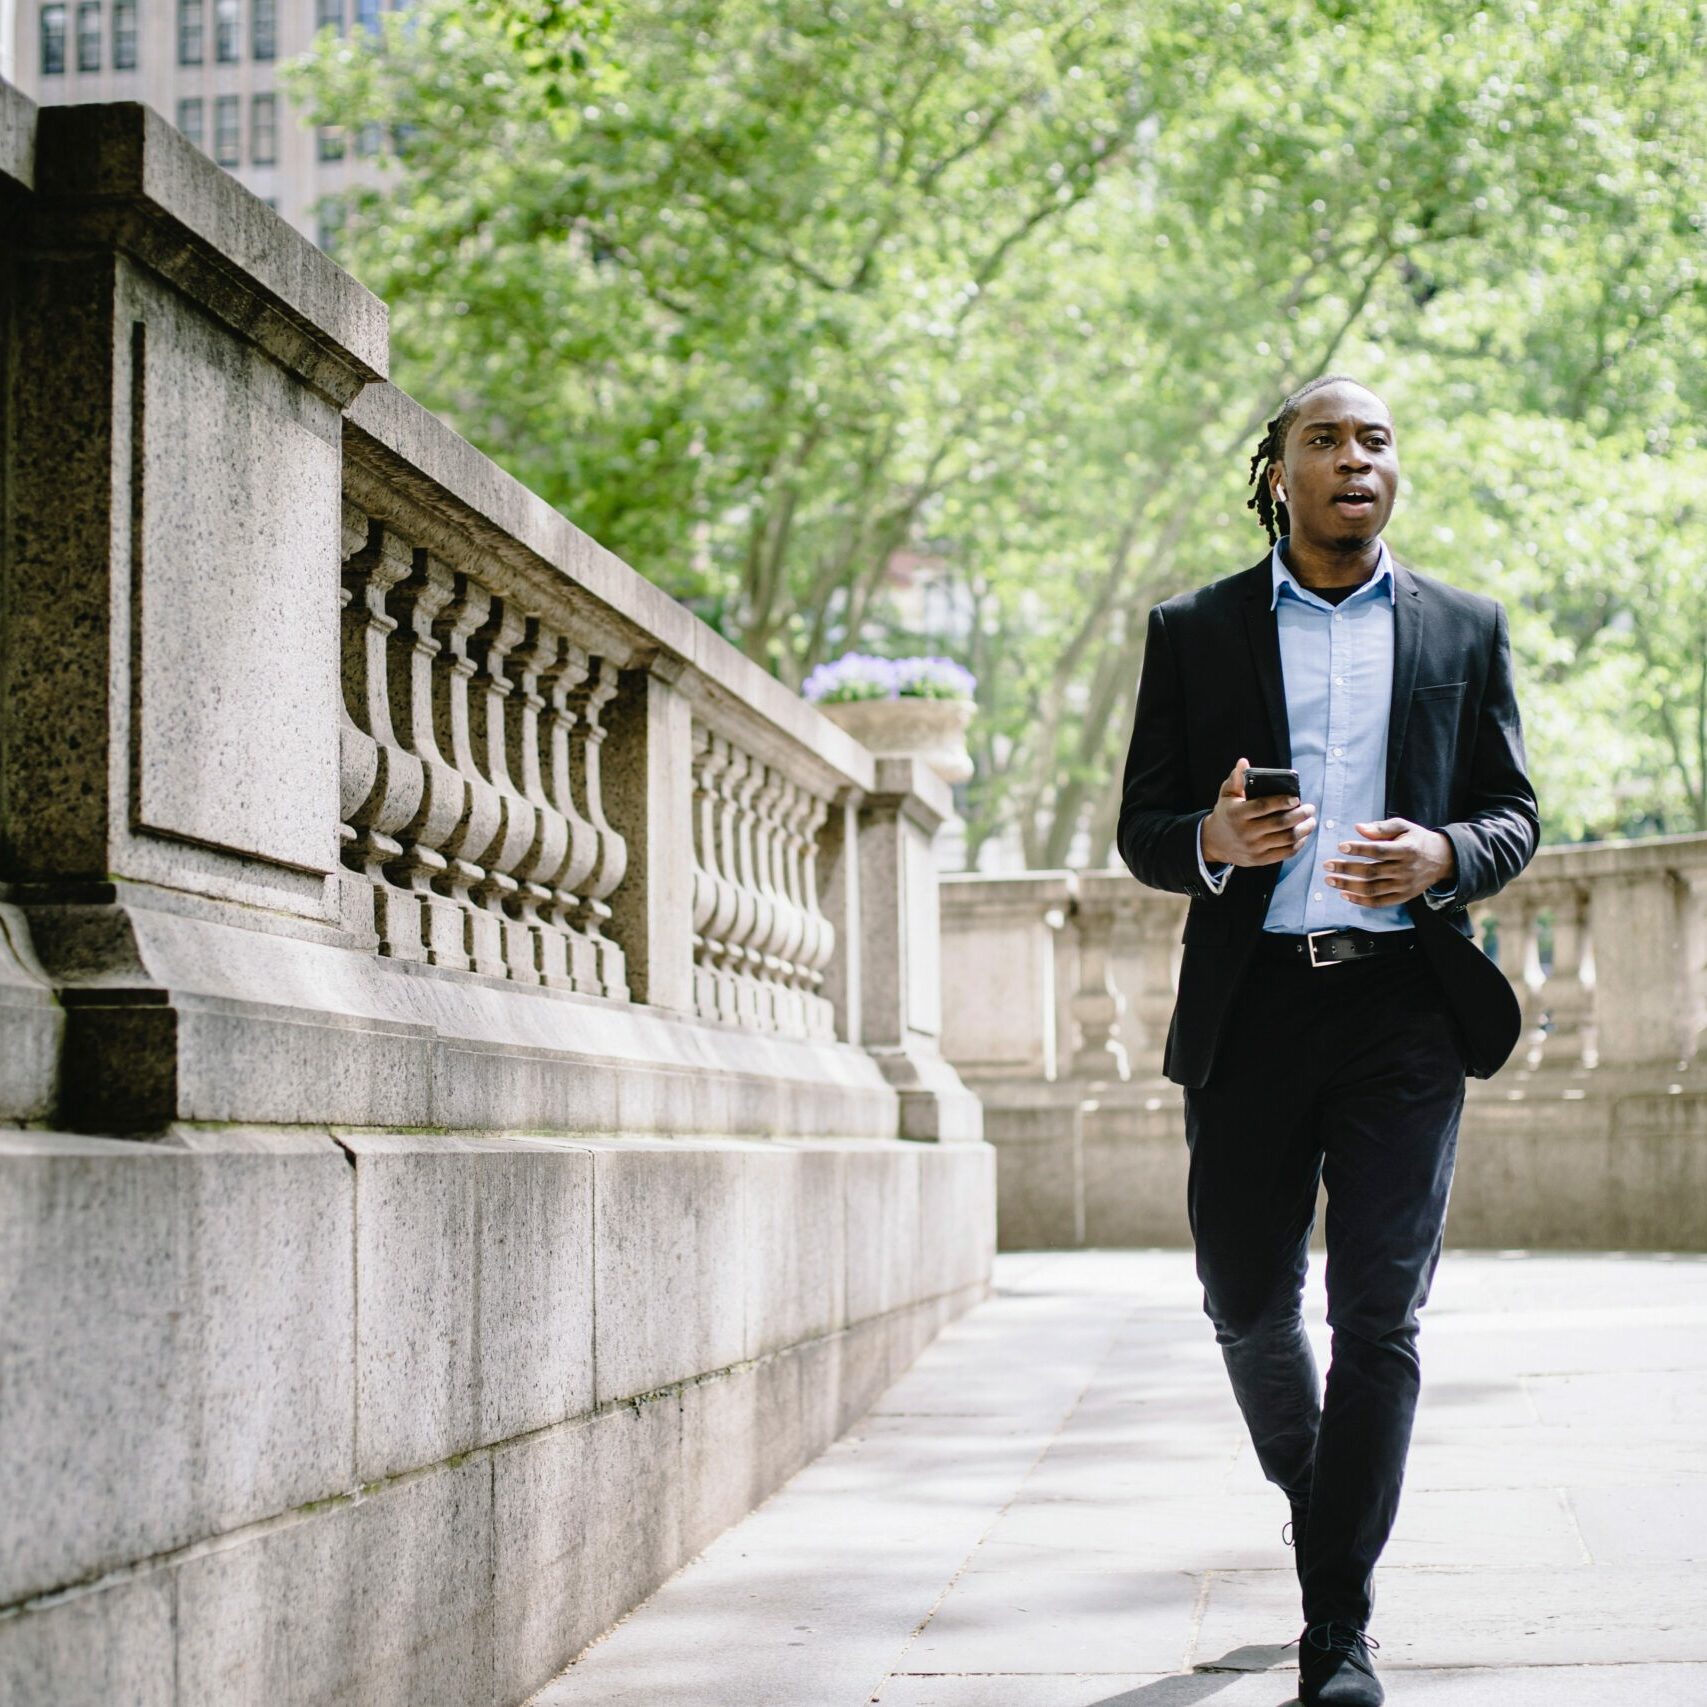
xmin=816 ymin=695 xmax=976 ymax=785
xmin=804 ymin=654 xmax=977 ymax=786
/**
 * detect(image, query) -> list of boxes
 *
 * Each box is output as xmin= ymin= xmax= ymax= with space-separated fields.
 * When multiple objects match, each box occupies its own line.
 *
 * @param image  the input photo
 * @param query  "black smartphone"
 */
xmin=1242 ymin=766 xmax=1301 ymax=799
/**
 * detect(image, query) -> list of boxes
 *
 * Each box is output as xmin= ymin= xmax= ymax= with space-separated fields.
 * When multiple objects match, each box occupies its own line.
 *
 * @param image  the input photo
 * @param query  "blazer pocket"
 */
xmin=1413 ymin=679 xmax=1467 ymax=702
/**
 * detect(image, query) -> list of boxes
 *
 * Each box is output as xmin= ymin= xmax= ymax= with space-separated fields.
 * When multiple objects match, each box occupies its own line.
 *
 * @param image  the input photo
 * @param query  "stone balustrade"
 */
xmin=942 ymin=836 xmax=1707 ymax=1252
xmin=0 ymin=88 xmax=989 ymax=1707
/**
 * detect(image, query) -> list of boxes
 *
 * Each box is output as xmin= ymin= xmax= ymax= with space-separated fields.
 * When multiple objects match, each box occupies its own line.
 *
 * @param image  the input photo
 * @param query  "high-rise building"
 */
xmin=3 ymin=0 xmax=393 ymax=245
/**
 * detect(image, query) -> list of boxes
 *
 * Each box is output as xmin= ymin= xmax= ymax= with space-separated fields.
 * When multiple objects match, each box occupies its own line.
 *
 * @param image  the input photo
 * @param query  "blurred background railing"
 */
xmin=941 ymin=835 xmax=1707 ymax=1251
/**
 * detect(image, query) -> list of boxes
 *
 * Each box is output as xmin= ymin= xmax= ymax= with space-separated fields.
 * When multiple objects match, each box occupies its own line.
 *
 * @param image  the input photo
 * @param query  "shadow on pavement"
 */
xmin=1089 ymin=1645 xmax=1298 ymax=1705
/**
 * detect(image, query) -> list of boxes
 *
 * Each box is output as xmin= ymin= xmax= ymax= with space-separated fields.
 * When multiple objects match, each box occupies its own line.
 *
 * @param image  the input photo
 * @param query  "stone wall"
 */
xmin=0 ymin=87 xmax=993 ymax=1704
xmin=941 ymin=838 xmax=1707 ymax=1252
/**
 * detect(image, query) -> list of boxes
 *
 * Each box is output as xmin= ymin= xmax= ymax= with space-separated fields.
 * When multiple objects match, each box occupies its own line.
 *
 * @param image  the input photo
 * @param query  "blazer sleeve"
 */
xmin=1436 ymin=601 xmax=1540 ymax=907
xmin=1116 ymin=604 xmax=1216 ymax=899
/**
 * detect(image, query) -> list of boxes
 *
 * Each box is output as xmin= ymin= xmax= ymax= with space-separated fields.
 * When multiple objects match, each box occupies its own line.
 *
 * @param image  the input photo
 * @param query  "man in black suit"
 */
xmin=1116 ymin=375 xmax=1538 ymax=1706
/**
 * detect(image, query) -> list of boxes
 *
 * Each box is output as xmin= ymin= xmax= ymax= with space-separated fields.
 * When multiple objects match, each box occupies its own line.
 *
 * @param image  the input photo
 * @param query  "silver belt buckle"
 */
xmin=1306 ymin=928 xmax=1346 ymax=968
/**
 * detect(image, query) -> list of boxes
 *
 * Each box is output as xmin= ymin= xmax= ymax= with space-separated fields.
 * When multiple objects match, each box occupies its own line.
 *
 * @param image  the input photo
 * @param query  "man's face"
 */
xmin=1267 ymin=381 xmax=1399 ymax=553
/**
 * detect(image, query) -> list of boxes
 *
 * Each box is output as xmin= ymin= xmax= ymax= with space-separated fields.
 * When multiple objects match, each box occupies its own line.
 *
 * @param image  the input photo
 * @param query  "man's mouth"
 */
xmin=1332 ymin=489 xmax=1376 ymax=514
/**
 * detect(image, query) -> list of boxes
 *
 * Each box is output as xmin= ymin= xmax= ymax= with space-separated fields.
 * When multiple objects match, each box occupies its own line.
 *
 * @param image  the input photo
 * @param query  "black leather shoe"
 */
xmin=1297 ymin=1621 xmax=1383 ymax=1706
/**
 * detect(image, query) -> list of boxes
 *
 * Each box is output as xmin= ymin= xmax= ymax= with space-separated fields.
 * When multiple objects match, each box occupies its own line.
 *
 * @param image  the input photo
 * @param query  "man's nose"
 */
xmin=1338 ymin=445 xmax=1371 ymax=471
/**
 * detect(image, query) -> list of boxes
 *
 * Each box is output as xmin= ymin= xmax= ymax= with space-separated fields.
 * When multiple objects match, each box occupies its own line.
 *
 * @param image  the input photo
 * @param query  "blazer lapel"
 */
xmin=1240 ymin=562 xmax=1291 ymax=767
xmin=1385 ymin=559 xmax=1424 ymax=809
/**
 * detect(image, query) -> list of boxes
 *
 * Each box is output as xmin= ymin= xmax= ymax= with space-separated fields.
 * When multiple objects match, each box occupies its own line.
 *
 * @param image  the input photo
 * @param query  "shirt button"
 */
xmin=1331 ymin=745 xmax=1345 ymax=757
xmin=1335 ymin=675 xmax=1346 ymax=685
xmin=1326 ymin=819 xmax=1336 ymax=828
xmin=1313 ymin=891 xmax=1323 ymax=901
xmin=1333 ymin=612 xmax=1343 ymax=622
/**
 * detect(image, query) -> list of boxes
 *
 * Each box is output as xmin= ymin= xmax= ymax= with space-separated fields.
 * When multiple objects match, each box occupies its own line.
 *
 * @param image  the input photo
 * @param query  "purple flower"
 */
xmin=802 ymin=652 xmax=977 ymax=704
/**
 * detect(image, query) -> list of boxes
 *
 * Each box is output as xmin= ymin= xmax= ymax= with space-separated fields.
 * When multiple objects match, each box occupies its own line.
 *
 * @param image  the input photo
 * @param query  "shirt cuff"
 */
xmin=1196 ymin=818 xmax=1232 ymax=896
xmin=1423 ymin=880 xmax=1458 ymax=910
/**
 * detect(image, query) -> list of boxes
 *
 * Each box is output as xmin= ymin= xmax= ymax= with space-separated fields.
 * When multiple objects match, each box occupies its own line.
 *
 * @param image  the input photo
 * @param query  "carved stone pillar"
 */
xmin=599 ymin=661 xmax=691 ymax=1014
xmin=564 ymin=659 xmax=629 ymax=1001
xmin=1125 ymin=896 xmax=1182 ymax=1082
xmin=1068 ymin=891 xmax=1131 ymax=1083
xmin=340 ymin=521 xmax=425 ymax=961
xmin=1532 ymin=880 xmax=1595 ymax=1074
xmin=538 ymin=639 xmax=602 ymax=994
xmin=1681 ymin=866 xmax=1707 ymax=1069
xmin=467 ymin=597 xmax=537 ymax=983
xmin=506 ymin=622 xmax=575 ymax=989
xmin=387 ymin=554 xmax=472 ymax=973
xmin=848 ymin=757 xmax=982 ymax=1142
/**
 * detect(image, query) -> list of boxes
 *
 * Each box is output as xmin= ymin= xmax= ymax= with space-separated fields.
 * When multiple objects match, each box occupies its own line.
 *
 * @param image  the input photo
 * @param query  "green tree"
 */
xmin=291 ymin=0 xmax=1707 ymax=862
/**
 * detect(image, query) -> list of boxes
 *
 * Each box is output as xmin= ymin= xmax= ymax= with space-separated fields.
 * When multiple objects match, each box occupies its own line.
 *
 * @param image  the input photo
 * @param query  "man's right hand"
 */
xmin=1199 ymin=755 xmax=1317 ymax=868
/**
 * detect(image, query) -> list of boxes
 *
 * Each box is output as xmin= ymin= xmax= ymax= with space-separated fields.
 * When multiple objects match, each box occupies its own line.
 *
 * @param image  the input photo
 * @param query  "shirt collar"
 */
xmin=1269 ymin=536 xmax=1396 ymax=611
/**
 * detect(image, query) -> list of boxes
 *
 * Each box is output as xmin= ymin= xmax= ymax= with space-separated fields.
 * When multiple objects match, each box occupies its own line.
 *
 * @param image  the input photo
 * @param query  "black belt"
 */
xmin=1254 ymin=926 xmax=1418 ymax=969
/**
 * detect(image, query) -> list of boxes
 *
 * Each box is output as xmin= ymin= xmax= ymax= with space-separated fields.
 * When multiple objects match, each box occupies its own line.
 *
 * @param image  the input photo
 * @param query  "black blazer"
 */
xmin=1116 ymin=554 xmax=1540 ymax=1087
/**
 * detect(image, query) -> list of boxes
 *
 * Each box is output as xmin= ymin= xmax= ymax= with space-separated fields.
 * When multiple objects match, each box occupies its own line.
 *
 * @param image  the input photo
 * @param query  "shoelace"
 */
xmin=1292 ymin=1622 xmax=1380 ymax=1663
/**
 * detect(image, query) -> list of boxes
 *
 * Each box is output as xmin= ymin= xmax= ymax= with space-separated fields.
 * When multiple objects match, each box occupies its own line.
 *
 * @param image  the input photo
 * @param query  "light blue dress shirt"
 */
xmin=1196 ymin=539 xmax=1453 ymax=932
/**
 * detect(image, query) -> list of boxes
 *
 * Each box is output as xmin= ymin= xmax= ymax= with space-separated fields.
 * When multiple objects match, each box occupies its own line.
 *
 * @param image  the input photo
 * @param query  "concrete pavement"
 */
xmin=527 ymin=1248 xmax=1707 ymax=1706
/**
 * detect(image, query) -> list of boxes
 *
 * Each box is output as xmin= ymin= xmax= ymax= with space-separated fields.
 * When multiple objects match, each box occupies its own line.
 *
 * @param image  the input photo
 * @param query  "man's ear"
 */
xmin=1269 ymin=461 xmax=1288 ymax=507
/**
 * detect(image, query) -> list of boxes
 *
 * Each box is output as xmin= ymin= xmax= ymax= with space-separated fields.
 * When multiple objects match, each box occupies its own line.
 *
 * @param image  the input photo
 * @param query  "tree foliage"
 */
xmin=290 ymin=0 xmax=1707 ymax=860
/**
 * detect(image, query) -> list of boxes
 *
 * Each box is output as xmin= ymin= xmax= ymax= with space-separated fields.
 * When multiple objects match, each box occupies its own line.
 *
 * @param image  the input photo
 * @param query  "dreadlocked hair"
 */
xmin=1245 ymin=373 xmax=1361 ymax=544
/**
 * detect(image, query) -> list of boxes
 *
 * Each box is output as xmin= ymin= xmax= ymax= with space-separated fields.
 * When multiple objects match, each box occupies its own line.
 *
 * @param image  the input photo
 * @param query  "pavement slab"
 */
xmin=525 ymin=1248 xmax=1707 ymax=1706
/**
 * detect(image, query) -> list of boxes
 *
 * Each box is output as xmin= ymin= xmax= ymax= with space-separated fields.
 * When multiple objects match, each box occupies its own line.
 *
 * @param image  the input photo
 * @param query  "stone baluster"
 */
xmin=430 ymin=578 xmax=506 ymax=978
xmin=1682 ymin=865 xmax=1707 ymax=1069
xmin=787 ymin=785 xmax=837 ymax=1040
xmin=385 ymin=553 xmax=473 ymax=972
xmin=1124 ymin=896 xmax=1181 ymax=1081
xmin=1499 ymin=890 xmax=1548 ymax=1067
xmin=564 ymin=658 xmax=629 ymax=1000
xmin=747 ymin=766 xmax=795 ymax=1033
xmin=1068 ymin=892 xmax=1131 ymax=1082
xmin=337 ymin=502 xmax=378 ymax=938
xmin=339 ymin=518 xmax=426 ymax=961
xmin=713 ymin=745 xmax=762 ymax=1027
xmin=727 ymin=762 xmax=774 ymax=1030
xmin=467 ymin=597 xmax=539 ymax=983
xmin=1531 ymin=879 xmax=1595 ymax=1073
xmin=538 ymin=639 xmax=602 ymax=993
xmin=506 ymin=621 xmax=577 ymax=989
xmin=690 ymin=728 xmax=740 ymax=1023
xmin=688 ymin=724 xmax=724 ymax=1022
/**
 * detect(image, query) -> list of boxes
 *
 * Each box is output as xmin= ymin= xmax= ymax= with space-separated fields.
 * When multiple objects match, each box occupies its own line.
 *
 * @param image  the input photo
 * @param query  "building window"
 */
xmin=250 ymin=0 xmax=273 ymax=58
xmin=40 ymin=3 xmax=68 ymax=73
xmin=315 ymin=0 xmax=340 ymax=32
xmin=112 ymin=0 xmax=136 ymax=66
xmin=176 ymin=96 xmax=204 ymax=149
xmin=355 ymin=121 xmax=382 ymax=157
xmin=316 ymin=196 xmax=345 ymax=254
xmin=250 ymin=92 xmax=277 ymax=164
xmin=177 ymin=0 xmax=203 ymax=63
xmin=75 ymin=0 xmax=101 ymax=68
xmin=317 ymin=124 xmax=345 ymax=162
xmin=214 ymin=94 xmax=240 ymax=165
xmin=214 ymin=0 xmax=237 ymax=60
xmin=354 ymin=0 xmax=378 ymax=31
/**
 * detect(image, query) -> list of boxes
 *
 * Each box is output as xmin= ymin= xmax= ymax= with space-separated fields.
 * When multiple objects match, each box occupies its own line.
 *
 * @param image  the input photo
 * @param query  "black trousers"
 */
xmin=1182 ymin=939 xmax=1466 ymax=1629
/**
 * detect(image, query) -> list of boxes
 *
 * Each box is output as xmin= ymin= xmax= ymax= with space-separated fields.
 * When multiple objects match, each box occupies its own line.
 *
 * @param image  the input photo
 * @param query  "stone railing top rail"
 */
xmin=942 ymin=830 xmax=1707 ymax=911
xmin=937 ymin=870 xmax=1076 ymax=912
xmin=1522 ymin=830 xmax=1707 ymax=883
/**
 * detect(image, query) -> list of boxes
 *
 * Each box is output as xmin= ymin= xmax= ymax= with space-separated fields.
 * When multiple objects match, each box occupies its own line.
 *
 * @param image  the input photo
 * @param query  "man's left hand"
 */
xmin=1324 ymin=818 xmax=1456 ymax=907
